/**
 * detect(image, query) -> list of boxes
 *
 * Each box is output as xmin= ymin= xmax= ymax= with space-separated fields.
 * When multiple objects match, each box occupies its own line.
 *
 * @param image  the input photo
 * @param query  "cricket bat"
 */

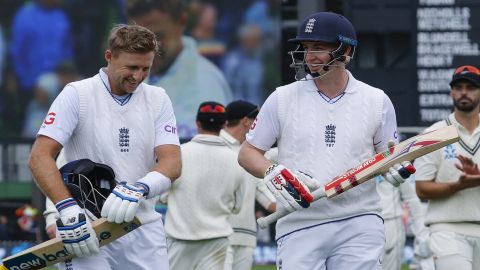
xmin=257 ymin=125 xmax=459 ymax=229
xmin=0 ymin=217 xmax=141 ymax=270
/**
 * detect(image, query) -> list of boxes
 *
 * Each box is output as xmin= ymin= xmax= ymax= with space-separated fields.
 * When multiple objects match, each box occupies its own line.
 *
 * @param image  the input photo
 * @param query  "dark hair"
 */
xmin=126 ymin=0 xmax=185 ymax=19
xmin=198 ymin=121 xmax=224 ymax=133
xmin=108 ymin=24 xmax=159 ymax=57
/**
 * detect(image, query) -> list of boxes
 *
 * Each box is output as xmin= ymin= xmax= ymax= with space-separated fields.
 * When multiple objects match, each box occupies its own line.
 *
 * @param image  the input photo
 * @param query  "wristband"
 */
xmin=136 ymin=171 xmax=171 ymax=199
xmin=55 ymin=197 xmax=78 ymax=213
xmin=55 ymin=197 xmax=83 ymax=217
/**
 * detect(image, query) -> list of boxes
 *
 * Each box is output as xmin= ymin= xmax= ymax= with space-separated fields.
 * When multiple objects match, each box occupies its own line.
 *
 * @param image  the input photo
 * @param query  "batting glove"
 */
xmin=101 ymin=182 xmax=146 ymax=223
xmin=382 ymin=161 xmax=416 ymax=187
xmin=55 ymin=198 xmax=100 ymax=257
xmin=263 ymin=164 xmax=319 ymax=212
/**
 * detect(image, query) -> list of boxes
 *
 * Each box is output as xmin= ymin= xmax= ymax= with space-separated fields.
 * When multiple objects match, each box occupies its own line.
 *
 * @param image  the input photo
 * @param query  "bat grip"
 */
xmin=257 ymin=187 xmax=327 ymax=229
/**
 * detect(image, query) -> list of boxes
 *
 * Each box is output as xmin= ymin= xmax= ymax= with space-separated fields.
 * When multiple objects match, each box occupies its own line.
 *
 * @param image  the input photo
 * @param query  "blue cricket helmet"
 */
xmin=289 ymin=12 xmax=358 ymax=47
xmin=288 ymin=12 xmax=358 ymax=80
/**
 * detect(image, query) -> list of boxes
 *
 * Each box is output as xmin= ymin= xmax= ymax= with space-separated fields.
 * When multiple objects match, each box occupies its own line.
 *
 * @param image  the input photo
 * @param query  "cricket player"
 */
xmin=220 ymin=100 xmax=277 ymax=270
xmin=415 ymin=65 xmax=480 ymax=270
xmin=163 ymin=101 xmax=245 ymax=270
xmin=377 ymin=174 xmax=432 ymax=270
xmin=28 ymin=24 xmax=181 ymax=270
xmin=238 ymin=12 xmax=415 ymax=269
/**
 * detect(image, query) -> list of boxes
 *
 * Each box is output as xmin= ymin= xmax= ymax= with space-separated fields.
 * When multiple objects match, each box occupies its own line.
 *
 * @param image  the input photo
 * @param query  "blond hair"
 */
xmin=107 ymin=24 xmax=159 ymax=57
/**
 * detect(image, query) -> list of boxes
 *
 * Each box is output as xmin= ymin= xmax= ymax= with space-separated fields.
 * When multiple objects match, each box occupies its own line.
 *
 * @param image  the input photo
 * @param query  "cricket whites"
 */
xmin=257 ymin=125 xmax=459 ymax=228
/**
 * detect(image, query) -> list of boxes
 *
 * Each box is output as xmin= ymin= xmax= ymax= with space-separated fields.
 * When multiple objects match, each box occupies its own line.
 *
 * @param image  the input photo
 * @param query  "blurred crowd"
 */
xmin=0 ymin=0 xmax=282 ymax=140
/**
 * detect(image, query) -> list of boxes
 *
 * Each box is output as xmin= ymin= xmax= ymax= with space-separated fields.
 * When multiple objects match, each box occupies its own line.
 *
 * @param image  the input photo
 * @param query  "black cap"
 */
xmin=226 ymin=100 xmax=259 ymax=121
xmin=196 ymin=101 xmax=227 ymax=125
xmin=450 ymin=65 xmax=480 ymax=88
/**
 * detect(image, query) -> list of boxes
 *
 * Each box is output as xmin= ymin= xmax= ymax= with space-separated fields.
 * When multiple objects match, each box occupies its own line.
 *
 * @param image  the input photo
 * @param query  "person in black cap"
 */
xmin=415 ymin=65 xmax=480 ymax=270
xmin=162 ymin=101 xmax=246 ymax=270
xmin=220 ymin=100 xmax=276 ymax=270
xmin=195 ymin=101 xmax=228 ymax=134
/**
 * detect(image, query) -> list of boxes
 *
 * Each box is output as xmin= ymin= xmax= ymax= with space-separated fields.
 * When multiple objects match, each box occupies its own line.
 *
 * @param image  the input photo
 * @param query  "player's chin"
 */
xmin=124 ymin=82 xmax=138 ymax=93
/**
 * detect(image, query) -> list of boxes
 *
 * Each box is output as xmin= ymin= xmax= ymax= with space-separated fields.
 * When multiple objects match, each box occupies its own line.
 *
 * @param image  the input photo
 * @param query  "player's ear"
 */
xmin=105 ymin=50 xmax=113 ymax=63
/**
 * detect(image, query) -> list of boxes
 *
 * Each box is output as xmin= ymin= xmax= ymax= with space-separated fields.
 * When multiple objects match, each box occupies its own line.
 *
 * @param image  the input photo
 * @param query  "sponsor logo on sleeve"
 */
xmin=43 ymin=112 xmax=56 ymax=125
xmin=164 ymin=125 xmax=177 ymax=134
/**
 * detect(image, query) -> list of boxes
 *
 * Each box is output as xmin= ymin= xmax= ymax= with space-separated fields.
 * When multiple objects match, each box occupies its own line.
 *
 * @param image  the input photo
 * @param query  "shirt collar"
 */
xmin=301 ymin=70 xmax=357 ymax=94
xmin=448 ymin=113 xmax=480 ymax=136
xmin=220 ymin=129 xmax=240 ymax=146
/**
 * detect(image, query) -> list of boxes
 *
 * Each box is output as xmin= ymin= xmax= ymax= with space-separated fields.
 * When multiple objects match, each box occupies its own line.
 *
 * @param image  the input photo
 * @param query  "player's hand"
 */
xmin=263 ymin=164 xmax=318 ymax=212
xmin=455 ymin=154 xmax=480 ymax=175
xmin=382 ymin=161 xmax=416 ymax=187
xmin=46 ymin=223 xmax=57 ymax=239
xmin=382 ymin=140 xmax=416 ymax=187
xmin=101 ymin=182 xmax=146 ymax=223
xmin=55 ymin=198 xmax=100 ymax=257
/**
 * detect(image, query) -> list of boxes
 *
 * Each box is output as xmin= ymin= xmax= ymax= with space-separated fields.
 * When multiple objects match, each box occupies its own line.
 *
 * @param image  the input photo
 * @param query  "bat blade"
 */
xmin=257 ymin=125 xmax=459 ymax=229
xmin=324 ymin=124 xmax=458 ymax=197
xmin=1 ymin=217 xmax=141 ymax=270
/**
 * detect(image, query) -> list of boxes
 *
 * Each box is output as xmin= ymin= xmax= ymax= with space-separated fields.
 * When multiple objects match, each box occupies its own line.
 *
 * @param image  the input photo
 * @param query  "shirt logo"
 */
xmin=119 ymin=127 xmax=130 ymax=153
xmin=305 ymin=18 xmax=316 ymax=33
xmin=443 ymin=144 xmax=456 ymax=160
xmin=325 ymin=124 xmax=336 ymax=147
xmin=44 ymin=112 xmax=56 ymax=125
xmin=164 ymin=125 xmax=177 ymax=134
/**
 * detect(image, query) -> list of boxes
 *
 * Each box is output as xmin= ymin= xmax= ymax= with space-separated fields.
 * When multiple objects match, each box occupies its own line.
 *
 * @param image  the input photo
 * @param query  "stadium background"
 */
xmin=0 ymin=0 xmax=478 ymax=269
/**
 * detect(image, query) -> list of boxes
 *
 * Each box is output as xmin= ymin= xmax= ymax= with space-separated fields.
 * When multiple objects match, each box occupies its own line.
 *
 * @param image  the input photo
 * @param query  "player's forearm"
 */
xmin=416 ymin=180 xmax=461 ymax=200
xmin=153 ymin=144 xmax=182 ymax=181
xmin=238 ymin=141 xmax=269 ymax=178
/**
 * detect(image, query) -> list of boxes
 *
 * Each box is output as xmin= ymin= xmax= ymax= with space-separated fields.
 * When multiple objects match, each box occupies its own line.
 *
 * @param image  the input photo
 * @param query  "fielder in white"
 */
xmin=220 ymin=100 xmax=277 ymax=270
xmin=238 ymin=12 xmax=414 ymax=270
xmin=377 ymin=174 xmax=433 ymax=270
xmin=415 ymin=65 xmax=480 ymax=270
xmin=163 ymin=101 xmax=246 ymax=270
xmin=29 ymin=24 xmax=181 ymax=270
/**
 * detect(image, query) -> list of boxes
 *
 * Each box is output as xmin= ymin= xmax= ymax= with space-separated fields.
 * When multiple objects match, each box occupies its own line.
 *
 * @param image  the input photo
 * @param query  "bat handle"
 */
xmin=257 ymin=187 xmax=327 ymax=229
xmin=257 ymin=208 xmax=290 ymax=229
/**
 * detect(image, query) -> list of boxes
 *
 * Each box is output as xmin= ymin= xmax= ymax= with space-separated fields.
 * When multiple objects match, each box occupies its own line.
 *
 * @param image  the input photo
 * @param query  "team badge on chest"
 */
xmin=443 ymin=144 xmax=456 ymax=160
xmin=325 ymin=124 xmax=336 ymax=147
xmin=119 ymin=127 xmax=130 ymax=153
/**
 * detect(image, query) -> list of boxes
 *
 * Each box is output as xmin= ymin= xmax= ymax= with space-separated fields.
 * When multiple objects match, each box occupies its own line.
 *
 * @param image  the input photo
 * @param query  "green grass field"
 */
xmin=252 ymin=264 xmax=411 ymax=270
xmin=45 ymin=263 xmax=410 ymax=269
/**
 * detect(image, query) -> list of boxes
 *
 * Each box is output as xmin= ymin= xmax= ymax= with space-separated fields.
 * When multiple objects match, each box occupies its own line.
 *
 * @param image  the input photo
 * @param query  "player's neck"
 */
xmin=314 ymin=69 xmax=349 ymax=98
xmin=224 ymin=127 xmax=245 ymax=143
xmin=454 ymin=109 xmax=480 ymax=134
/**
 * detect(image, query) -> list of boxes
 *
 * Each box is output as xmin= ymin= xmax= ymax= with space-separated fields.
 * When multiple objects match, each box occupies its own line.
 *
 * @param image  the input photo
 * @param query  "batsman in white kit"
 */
xmin=238 ymin=12 xmax=415 ymax=270
xmin=28 ymin=24 xmax=181 ymax=270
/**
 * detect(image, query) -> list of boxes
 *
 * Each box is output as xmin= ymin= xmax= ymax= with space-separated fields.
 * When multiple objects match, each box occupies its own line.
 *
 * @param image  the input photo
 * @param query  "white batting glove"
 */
xmin=55 ymin=198 xmax=100 ymax=257
xmin=101 ymin=182 xmax=146 ymax=223
xmin=263 ymin=164 xmax=319 ymax=212
xmin=382 ymin=161 xmax=416 ymax=187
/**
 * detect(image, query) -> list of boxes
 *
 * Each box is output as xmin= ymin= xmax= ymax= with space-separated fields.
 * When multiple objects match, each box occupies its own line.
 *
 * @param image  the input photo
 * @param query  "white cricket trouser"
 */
xmin=59 ymin=218 xmax=168 ymax=270
xmin=430 ymin=230 xmax=480 ymax=270
xmin=276 ymin=215 xmax=384 ymax=270
xmin=382 ymin=217 xmax=405 ymax=270
xmin=167 ymin=237 xmax=228 ymax=270
xmin=224 ymin=245 xmax=255 ymax=270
